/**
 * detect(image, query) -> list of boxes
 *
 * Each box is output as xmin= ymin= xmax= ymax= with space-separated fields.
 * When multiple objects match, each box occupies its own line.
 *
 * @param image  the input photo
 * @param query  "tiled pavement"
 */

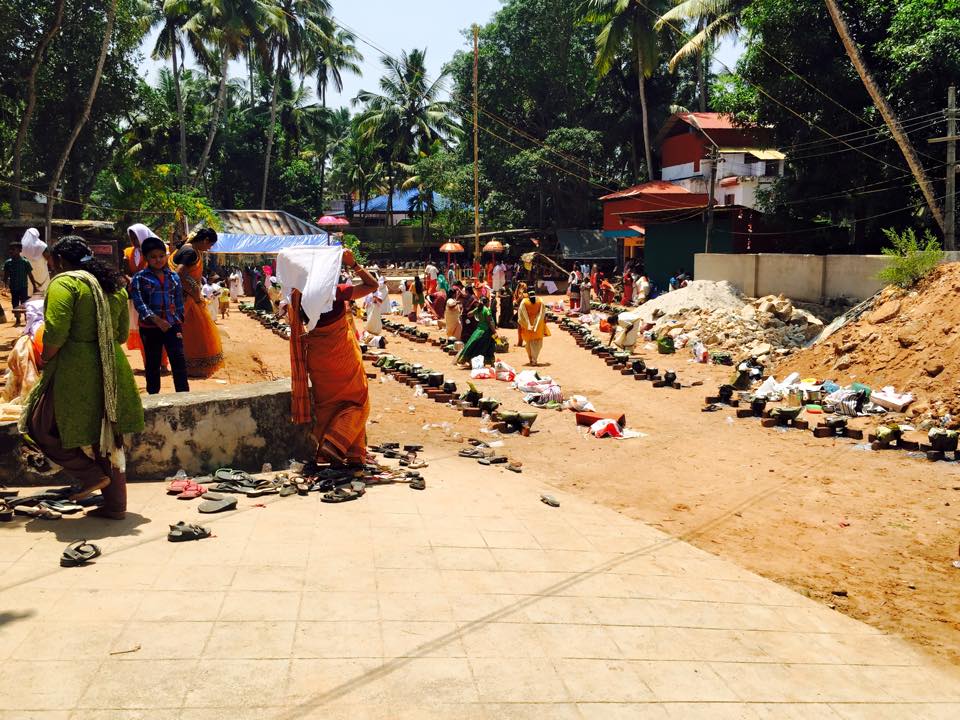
xmin=2 ymin=457 xmax=959 ymax=719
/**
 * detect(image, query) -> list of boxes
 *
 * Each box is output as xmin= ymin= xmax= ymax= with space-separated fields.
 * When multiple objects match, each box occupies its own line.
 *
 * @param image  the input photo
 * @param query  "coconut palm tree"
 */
xmin=151 ymin=0 xmax=209 ymax=186
xmin=186 ymin=0 xmax=280 ymax=186
xmin=580 ymin=0 xmax=667 ymax=181
xmin=354 ymin=48 xmax=455 ymax=244
xmin=329 ymin=122 xmax=384 ymax=225
xmin=260 ymin=0 xmax=332 ymax=208
xmin=656 ymin=0 xmax=748 ymax=111
xmin=310 ymin=18 xmax=362 ymax=210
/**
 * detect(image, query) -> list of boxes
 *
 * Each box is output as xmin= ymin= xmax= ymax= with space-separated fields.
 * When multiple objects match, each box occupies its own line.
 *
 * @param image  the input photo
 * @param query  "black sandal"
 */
xmin=321 ymin=488 xmax=362 ymax=503
xmin=167 ymin=522 xmax=212 ymax=542
xmin=60 ymin=540 xmax=101 ymax=567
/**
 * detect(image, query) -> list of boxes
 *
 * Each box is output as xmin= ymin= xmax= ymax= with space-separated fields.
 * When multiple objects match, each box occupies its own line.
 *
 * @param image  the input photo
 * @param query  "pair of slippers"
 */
xmin=167 ymin=521 xmax=212 ymax=542
xmin=167 ymin=477 xmax=207 ymax=499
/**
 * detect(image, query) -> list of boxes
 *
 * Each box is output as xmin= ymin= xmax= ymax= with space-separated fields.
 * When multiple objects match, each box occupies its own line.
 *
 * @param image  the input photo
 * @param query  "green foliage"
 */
xmin=88 ymin=163 xmax=219 ymax=242
xmin=878 ymin=227 xmax=944 ymax=288
xmin=723 ymin=0 xmax=957 ymax=247
xmin=338 ymin=232 xmax=367 ymax=266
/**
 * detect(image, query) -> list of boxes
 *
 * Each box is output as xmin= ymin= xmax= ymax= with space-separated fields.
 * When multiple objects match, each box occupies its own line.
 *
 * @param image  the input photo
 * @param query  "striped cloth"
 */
xmin=289 ymin=290 xmax=311 ymax=424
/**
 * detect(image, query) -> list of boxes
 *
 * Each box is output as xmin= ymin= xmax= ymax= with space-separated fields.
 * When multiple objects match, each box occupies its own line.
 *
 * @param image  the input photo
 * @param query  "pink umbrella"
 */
xmin=317 ymin=215 xmax=349 ymax=226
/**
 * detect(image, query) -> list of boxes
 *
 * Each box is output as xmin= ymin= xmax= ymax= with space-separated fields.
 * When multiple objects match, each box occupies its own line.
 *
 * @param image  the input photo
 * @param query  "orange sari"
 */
xmin=290 ymin=290 xmax=369 ymax=463
xmin=124 ymin=246 xmax=147 ymax=353
xmin=171 ymin=250 xmax=223 ymax=377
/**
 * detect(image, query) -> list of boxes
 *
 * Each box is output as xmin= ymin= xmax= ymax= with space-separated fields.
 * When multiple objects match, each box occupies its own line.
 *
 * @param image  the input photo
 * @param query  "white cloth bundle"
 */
xmin=276 ymin=246 xmax=343 ymax=331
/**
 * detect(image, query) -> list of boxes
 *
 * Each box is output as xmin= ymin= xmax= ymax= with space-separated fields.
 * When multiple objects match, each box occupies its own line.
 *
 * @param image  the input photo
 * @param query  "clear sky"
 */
xmin=139 ymin=0 xmax=742 ymax=109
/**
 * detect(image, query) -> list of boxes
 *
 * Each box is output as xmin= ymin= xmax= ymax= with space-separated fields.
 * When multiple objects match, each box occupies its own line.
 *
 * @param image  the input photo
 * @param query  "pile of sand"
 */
xmin=633 ymin=280 xmax=747 ymax=322
xmin=778 ymin=262 xmax=960 ymax=423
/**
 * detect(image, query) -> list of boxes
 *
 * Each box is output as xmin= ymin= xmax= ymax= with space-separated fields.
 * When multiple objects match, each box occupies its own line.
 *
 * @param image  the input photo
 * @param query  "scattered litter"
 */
xmin=540 ymin=494 xmax=560 ymax=507
xmin=109 ymin=644 xmax=141 ymax=656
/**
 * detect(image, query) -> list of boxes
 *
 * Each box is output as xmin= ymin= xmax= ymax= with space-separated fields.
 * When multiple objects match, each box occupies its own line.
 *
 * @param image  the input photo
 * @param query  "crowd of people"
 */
xmin=2 ymin=227 xmax=689 ymax=524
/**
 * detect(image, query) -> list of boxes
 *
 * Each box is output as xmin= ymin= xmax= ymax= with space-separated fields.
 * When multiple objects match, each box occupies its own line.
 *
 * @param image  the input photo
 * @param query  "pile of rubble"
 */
xmin=635 ymin=282 xmax=825 ymax=362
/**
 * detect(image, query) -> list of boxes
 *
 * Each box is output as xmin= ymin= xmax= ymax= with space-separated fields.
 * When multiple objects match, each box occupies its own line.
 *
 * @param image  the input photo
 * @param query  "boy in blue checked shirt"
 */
xmin=129 ymin=237 xmax=189 ymax=394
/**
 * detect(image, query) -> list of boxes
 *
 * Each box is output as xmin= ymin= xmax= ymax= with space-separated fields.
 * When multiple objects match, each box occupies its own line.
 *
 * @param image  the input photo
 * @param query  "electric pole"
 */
xmin=704 ymin=146 xmax=719 ymax=254
xmin=472 ymin=24 xmax=481 ymax=263
xmin=929 ymin=86 xmax=957 ymax=251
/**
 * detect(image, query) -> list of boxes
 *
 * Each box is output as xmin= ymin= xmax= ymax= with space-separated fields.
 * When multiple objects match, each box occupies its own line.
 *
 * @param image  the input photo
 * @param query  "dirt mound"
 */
xmin=778 ymin=262 xmax=960 ymax=423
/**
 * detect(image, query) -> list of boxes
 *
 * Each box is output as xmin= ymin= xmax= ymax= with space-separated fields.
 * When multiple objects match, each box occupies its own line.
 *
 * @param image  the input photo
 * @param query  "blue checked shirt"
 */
xmin=130 ymin=267 xmax=184 ymax=327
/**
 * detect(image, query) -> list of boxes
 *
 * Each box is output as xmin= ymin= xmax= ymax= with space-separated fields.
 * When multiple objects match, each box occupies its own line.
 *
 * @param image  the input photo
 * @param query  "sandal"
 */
xmin=60 ymin=540 xmax=101 ymax=567
xmin=197 ymin=494 xmax=238 ymax=514
xmin=167 ymin=522 xmax=212 ymax=542
xmin=40 ymin=499 xmax=83 ymax=514
xmin=177 ymin=481 xmax=207 ymax=500
xmin=408 ymin=477 xmax=426 ymax=491
xmin=15 ymin=505 xmax=61 ymax=520
xmin=540 ymin=494 xmax=560 ymax=508
xmin=507 ymin=460 xmax=523 ymax=473
xmin=321 ymin=487 xmax=362 ymax=503
xmin=214 ymin=468 xmax=254 ymax=484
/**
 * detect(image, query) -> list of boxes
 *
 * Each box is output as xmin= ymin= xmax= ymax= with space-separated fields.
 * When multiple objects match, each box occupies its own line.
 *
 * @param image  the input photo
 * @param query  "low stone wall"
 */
xmin=0 ymin=379 xmax=314 ymax=485
xmin=695 ymin=253 xmax=891 ymax=303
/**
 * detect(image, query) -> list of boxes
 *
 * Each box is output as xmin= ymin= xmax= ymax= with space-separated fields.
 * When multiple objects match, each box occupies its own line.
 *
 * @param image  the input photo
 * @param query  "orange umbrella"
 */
xmin=439 ymin=241 xmax=464 ymax=267
xmin=482 ymin=239 xmax=505 ymax=253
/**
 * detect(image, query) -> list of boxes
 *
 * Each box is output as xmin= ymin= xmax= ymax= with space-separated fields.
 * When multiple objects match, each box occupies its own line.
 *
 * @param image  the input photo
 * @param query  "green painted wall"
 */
xmin=644 ymin=220 xmax=734 ymax=291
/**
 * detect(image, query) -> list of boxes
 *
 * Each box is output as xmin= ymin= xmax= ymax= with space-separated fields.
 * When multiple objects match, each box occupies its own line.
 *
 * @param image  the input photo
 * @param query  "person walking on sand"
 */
xmin=424 ymin=261 xmax=439 ymax=295
xmin=228 ymin=268 xmax=243 ymax=303
xmin=279 ymin=247 xmax=378 ymax=468
xmin=517 ymin=289 xmax=550 ymax=366
xmin=4 ymin=241 xmax=40 ymax=326
xmin=20 ymin=236 xmax=144 ymax=519
xmin=129 ymin=237 xmax=189 ymax=395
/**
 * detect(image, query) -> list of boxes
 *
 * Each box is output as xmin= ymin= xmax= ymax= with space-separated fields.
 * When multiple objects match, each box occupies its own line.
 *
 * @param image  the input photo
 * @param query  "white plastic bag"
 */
xmin=471 ymin=355 xmax=485 ymax=370
xmin=564 ymin=395 xmax=595 ymax=412
xmin=692 ymin=341 xmax=708 ymax=363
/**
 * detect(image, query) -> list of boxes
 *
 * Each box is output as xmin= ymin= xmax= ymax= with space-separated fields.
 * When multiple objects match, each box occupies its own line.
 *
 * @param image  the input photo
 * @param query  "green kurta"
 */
xmin=24 ymin=275 xmax=144 ymax=449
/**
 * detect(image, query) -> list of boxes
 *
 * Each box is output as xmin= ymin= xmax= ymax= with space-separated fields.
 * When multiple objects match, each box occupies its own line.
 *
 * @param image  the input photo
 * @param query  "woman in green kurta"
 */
xmin=456 ymin=299 xmax=498 ymax=367
xmin=20 ymin=237 xmax=144 ymax=519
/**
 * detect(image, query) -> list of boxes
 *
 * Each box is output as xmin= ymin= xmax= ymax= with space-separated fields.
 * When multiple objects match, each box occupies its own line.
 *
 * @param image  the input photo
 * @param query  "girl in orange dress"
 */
xmin=169 ymin=228 xmax=223 ymax=377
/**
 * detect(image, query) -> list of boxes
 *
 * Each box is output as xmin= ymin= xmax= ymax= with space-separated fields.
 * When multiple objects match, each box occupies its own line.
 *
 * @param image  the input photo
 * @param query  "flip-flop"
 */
xmin=167 ymin=522 xmax=212 ymax=542
xmin=540 ymin=494 xmax=560 ymax=507
xmin=197 ymin=494 xmax=238 ymax=514
xmin=167 ymin=477 xmax=193 ymax=494
xmin=214 ymin=468 xmax=254 ymax=484
xmin=15 ymin=505 xmax=61 ymax=520
xmin=177 ymin=481 xmax=207 ymax=500
xmin=0 ymin=502 xmax=13 ymax=522
xmin=60 ymin=540 xmax=101 ymax=567
xmin=507 ymin=460 xmax=523 ymax=473
xmin=40 ymin=499 xmax=83 ymax=514
xmin=321 ymin=488 xmax=362 ymax=503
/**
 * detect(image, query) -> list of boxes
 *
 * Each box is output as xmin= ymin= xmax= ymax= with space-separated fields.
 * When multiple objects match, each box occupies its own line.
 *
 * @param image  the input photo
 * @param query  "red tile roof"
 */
xmin=599 ymin=181 xmax=698 ymax=201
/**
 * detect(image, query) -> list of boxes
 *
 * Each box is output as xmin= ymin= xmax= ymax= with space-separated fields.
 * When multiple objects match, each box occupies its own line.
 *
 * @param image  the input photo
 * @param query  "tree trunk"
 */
xmin=171 ymin=36 xmax=189 ymax=188
xmin=44 ymin=0 xmax=117 ymax=242
xmin=697 ymin=17 xmax=708 ymax=112
xmin=637 ymin=53 xmax=654 ymax=181
xmin=824 ymin=0 xmax=944 ymax=233
xmin=260 ymin=48 xmax=281 ymax=209
xmin=318 ymin=85 xmax=327 ymax=213
xmin=10 ymin=0 xmax=65 ymax=218
xmin=194 ymin=49 xmax=229 ymax=185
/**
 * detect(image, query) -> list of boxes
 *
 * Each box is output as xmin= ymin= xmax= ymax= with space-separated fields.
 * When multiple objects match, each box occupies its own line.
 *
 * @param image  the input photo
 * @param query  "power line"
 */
xmin=636 ymin=0 xmax=925 ymax=178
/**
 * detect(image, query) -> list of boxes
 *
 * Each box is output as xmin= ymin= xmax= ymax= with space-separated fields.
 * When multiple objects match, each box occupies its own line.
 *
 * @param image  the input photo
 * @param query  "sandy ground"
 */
xmin=3 ymin=293 xmax=959 ymax=669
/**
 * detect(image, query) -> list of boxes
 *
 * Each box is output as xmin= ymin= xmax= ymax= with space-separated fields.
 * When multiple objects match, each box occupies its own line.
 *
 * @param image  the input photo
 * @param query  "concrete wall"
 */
xmin=694 ymin=253 xmax=891 ymax=302
xmin=0 ymin=379 xmax=315 ymax=485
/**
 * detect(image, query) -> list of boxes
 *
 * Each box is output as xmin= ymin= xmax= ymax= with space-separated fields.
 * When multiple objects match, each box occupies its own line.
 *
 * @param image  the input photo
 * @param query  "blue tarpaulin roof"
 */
xmin=351 ymin=189 xmax=461 ymax=214
xmin=209 ymin=232 xmax=332 ymax=254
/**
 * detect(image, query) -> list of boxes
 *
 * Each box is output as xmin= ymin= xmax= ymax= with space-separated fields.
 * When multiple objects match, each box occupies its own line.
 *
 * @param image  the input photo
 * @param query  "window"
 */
xmin=723 ymin=193 xmax=736 ymax=206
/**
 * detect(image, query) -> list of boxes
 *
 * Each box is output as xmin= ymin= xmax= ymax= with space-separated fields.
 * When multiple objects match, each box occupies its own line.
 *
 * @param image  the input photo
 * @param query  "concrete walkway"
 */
xmin=2 ymin=457 xmax=959 ymax=719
